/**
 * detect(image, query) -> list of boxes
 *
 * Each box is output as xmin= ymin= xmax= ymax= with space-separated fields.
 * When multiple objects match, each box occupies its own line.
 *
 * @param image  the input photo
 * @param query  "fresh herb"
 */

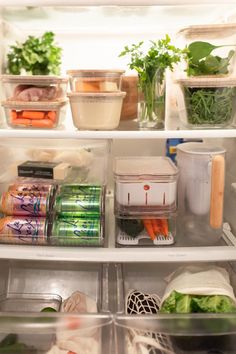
xmin=161 ymin=290 xmax=236 ymax=313
xmin=119 ymin=35 xmax=186 ymax=127
xmin=185 ymin=86 xmax=235 ymax=126
xmin=187 ymin=41 xmax=235 ymax=76
xmin=7 ymin=31 xmax=62 ymax=75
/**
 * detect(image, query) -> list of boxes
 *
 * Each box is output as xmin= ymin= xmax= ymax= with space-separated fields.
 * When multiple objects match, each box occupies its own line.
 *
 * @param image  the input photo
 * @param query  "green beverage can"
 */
xmin=55 ymin=193 xmax=101 ymax=217
xmin=51 ymin=218 xmax=101 ymax=246
xmin=60 ymin=184 xmax=102 ymax=195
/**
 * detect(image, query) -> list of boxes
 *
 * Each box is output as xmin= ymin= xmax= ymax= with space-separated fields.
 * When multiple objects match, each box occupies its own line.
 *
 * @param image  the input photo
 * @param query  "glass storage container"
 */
xmin=0 ymin=75 xmax=68 ymax=102
xmin=114 ymin=157 xmax=178 ymax=217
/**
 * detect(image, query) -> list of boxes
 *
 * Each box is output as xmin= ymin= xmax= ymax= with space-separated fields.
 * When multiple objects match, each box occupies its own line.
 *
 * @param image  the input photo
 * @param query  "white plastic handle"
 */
xmin=210 ymin=155 xmax=225 ymax=229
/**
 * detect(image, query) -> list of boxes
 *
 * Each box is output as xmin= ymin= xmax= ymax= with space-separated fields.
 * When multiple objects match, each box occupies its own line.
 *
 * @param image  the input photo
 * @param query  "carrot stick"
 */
xmin=10 ymin=110 xmax=17 ymax=119
xmin=143 ymin=219 xmax=156 ymax=241
xmin=11 ymin=118 xmax=31 ymax=127
xmin=47 ymin=111 xmax=57 ymax=122
xmin=31 ymin=119 xmax=54 ymax=128
xmin=159 ymin=219 xmax=169 ymax=237
xmin=151 ymin=219 xmax=161 ymax=235
xmin=21 ymin=111 xmax=46 ymax=119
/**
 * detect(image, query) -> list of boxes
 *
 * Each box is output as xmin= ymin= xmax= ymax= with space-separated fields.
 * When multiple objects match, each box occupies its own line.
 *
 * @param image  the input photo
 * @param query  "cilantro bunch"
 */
xmin=7 ymin=31 xmax=62 ymax=75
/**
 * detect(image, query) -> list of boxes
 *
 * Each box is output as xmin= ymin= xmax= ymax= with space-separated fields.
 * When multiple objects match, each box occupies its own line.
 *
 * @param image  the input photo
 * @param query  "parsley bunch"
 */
xmin=7 ymin=32 xmax=62 ymax=75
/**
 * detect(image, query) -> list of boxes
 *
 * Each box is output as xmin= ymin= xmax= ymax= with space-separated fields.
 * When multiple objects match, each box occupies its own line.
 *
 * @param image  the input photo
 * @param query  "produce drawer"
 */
xmin=114 ymin=262 xmax=236 ymax=354
xmin=0 ymin=260 xmax=112 ymax=354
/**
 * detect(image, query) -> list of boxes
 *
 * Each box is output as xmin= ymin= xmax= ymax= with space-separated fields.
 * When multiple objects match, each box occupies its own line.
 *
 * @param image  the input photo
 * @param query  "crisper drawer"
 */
xmin=114 ymin=262 xmax=236 ymax=354
xmin=0 ymin=260 xmax=112 ymax=354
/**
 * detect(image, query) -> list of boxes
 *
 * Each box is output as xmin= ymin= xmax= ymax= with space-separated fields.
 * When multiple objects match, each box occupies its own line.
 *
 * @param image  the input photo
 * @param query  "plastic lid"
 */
xmin=114 ymin=157 xmax=178 ymax=177
xmin=0 ymin=75 xmax=68 ymax=84
xmin=176 ymin=76 xmax=236 ymax=87
xmin=66 ymin=69 xmax=125 ymax=77
xmin=177 ymin=142 xmax=226 ymax=155
xmin=178 ymin=23 xmax=236 ymax=39
xmin=1 ymin=100 xmax=68 ymax=109
xmin=67 ymin=91 xmax=126 ymax=98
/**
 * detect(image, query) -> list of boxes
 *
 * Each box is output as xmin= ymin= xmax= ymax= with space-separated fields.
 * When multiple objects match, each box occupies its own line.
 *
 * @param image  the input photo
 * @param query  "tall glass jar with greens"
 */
xmin=119 ymin=35 xmax=186 ymax=130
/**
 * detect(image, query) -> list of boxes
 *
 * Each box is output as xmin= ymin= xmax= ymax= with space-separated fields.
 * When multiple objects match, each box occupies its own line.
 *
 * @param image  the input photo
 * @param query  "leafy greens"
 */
xmin=161 ymin=291 xmax=236 ymax=314
xmin=7 ymin=32 xmax=62 ymax=75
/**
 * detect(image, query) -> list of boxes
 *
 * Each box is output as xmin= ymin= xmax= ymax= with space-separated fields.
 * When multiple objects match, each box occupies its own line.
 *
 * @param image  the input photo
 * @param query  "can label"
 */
xmin=60 ymin=184 xmax=102 ymax=195
xmin=51 ymin=218 xmax=101 ymax=246
xmin=0 ymin=216 xmax=47 ymax=244
xmin=8 ymin=183 xmax=54 ymax=195
xmin=1 ymin=192 xmax=49 ymax=216
xmin=55 ymin=194 xmax=101 ymax=215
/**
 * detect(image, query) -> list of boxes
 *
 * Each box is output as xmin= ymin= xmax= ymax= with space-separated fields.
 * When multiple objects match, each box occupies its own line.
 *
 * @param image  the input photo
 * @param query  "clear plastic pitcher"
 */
xmin=176 ymin=142 xmax=226 ymax=245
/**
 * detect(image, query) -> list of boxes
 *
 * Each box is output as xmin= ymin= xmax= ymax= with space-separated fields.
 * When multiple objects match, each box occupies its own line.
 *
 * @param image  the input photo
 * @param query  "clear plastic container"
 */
xmin=68 ymin=91 xmax=126 ymax=130
xmin=0 ymin=75 xmax=68 ymax=102
xmin=176 ymin=77 xmax=236 ymax=128
xmin=116 ymin=214 xmax=176 ymax=247
xmin=1 ymin=100 xmax=67 ymax=129
xmin=114 ymin=157 xmax=178 ymax=217
xmin=176 ymin=23 xmax=236 ymax=79
xmin=67 ymin=69 xmax=125 ymax=92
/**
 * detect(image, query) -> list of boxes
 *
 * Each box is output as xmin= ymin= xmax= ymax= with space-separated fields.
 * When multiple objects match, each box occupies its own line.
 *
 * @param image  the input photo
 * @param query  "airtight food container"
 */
xmin=0 ymin=75 xmax=68 ymax=102
xmin=68 ymin=92 xmax=126 ymax=130
xmin=1 ymin=100 xmax=67 ymax=129
xmin=114 ymin=157 xmax=178 ymax=217
xmin=176 ymin=77 xmax=236 ymax=128
xmin=67 ymin=69 xmax=125 ymax=92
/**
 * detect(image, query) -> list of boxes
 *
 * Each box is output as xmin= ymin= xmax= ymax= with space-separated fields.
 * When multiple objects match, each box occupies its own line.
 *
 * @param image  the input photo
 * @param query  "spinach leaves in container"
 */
xmin=176 ymin=41 xmax=236 ymax=128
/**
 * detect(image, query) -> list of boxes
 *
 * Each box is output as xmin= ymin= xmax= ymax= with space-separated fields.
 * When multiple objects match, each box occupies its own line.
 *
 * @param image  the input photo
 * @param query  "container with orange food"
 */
xmin=1 ymin=101 xmax=67 ymax=129
xmin=67 ymin=70 xmax=125 ymax=92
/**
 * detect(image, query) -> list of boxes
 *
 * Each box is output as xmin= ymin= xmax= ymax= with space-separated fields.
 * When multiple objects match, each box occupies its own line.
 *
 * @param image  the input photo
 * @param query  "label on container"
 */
xmin=0 ymin=216 xmax=47 ymax=244
xmin=1 ymin=191 xmax=49 ymax=216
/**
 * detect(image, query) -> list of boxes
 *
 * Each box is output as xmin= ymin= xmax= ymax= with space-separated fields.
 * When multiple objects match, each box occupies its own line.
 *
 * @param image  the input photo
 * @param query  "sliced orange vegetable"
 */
xmin=11 ymin=118 xmax=31 ymax=126
xmin=76 ymin=80 xmax=101 ymax=92
xmin=10 ymin=110 xmax=17 ymax=119
xmin=31 ymin=119 xmax=54 ymax=128
xmin=159 ymin=219 xmax=169 ymax=237
xmin=21 ymin=110 xmax=46 ymax=119
xmin=47 ymin=111 xmax=57 ymax=122
xmin=151 ymin=219 xmax=161 ymax=235
xmin=143 ymin=219 xmax=156 ymax=241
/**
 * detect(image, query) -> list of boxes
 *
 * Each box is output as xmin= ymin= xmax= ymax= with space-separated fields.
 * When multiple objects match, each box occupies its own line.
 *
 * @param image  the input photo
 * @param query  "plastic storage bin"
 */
xmin=68 ymin=91 xmax=126 ymax=130
xmin=0 ymin=75 xmax=68 ymax=102
xmin=0 ymin=260 xmax=112 ymax=354
xmin=67 ymin=69 xmax=125 ymax=92
xmin=176 ymin=77 xmax=236 ymax=128
xmin=2 ymin=100 xmax=67 ymax=129
xmin=114 ymin=157 xmax=178 ymax=217
xmin=114 ymin=262 xmax=236 ymax=354
xmin=116 ymin=215 xmax=176 ymax=246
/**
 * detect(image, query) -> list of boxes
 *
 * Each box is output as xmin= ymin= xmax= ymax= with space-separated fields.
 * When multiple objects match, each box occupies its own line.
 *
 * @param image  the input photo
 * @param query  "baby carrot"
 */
xmin=143 ymin=219 xmax=156 ymax=241
xmin=21 ymin=111 xmax=45 ymax=119
xmin=159 ymin=219 xmax=169 ymax=237
xmin=47 ymin=111 xmax=57 ymax=122
xmin=10 ymin=110 xmax=17 ymax=119
xmin=31 ymin=119 xmax=54 ymax=128
xmin=151 ymin=219 xmax=161 ymax=235
xmin=11 ymin=118 xmax=31 ymax=126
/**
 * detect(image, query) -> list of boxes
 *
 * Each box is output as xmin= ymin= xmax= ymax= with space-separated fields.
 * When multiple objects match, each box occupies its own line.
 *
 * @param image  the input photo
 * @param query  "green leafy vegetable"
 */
xmin=184 ymin=86 xmax=235 ymax=126
xmin=187 ymin=41 xmax=235 ymax=76
xmin=119 ymin=35 xmax=186 ymax=126
xmin=161 ymin=291 xmax=236 ymax=313
xmin=7 ymin=31 xmax=62 ymax=75
xmin=118 ymin=219 xmax=144 ymax=237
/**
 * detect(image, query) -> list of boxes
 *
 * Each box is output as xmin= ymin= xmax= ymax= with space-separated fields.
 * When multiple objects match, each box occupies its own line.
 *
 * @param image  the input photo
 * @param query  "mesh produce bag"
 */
xmin=125 ymin=290 xmax=174 ymax=354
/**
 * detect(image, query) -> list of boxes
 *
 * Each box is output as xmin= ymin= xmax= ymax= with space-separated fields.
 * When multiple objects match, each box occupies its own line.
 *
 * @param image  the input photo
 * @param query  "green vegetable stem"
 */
xmin=119 ymin=35 xmax=186 ymax=128
xmin=7 ymin=31 xmax=62 ymax=75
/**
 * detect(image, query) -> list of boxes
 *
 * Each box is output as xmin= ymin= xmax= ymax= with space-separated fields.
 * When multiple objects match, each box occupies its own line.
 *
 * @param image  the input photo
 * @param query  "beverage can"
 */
xmin=51 ymin=218 xmax=101 ymax=246
xmin=55 ymin=193 xmax=101 ymax=216
xmin=59 ymin=184 xmax=102 ymax=195
xmin=0 ymin=216 xmax=48 ymax=244
xmin=8 ymin=182 xmax=56 ymax=199
xmin=0 ymin=191 xmax=50 ymax=216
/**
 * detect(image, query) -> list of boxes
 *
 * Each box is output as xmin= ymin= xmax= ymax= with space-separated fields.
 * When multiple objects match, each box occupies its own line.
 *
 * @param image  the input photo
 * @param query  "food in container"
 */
xmin=68 ymin=91 xmax=126 ymax=130
xmin=176 ymin=77 xmax=236 ymax=128
xmin=114 ymin=156 xmax=178 ymax=216
xmin=0 ymin=216 xmax=48 ymax=244
xmin=1 ymin=100 xmax=67 ymax=129
xmin=120 ymin=75 xmax=138 ymax=120
xmin=0 ymin=75 xmax=68 ymax=102
xmin=116 ymin=215 xmax=176 ymax=246
xmin=67 ymin=69 xmax=124 ymax=92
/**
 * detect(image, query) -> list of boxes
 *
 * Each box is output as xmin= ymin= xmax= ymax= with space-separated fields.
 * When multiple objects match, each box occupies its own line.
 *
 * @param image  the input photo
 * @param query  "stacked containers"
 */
xmin=0 ymin=180 xmax=56 ymax=244
xmin=51 ymin=184 xmax=105 ymax=246
xmin=114 ymin=157 xmax=178 ymax=246
xmin=174 ymin=24 xmax=236 ymax=128
xmin=0 ymin=75 xmax=68 ymax=129
xmin=67 ymin=70 xmax=126 ymax=130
